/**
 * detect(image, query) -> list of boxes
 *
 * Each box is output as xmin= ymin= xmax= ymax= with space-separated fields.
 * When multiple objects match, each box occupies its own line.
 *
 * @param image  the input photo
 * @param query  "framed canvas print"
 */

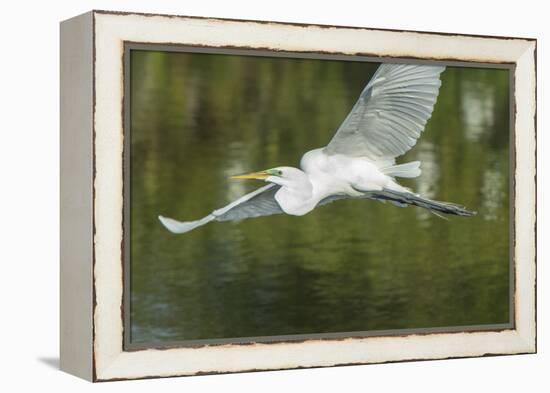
xmin=60 ymin=10 xmax=537 ymax=381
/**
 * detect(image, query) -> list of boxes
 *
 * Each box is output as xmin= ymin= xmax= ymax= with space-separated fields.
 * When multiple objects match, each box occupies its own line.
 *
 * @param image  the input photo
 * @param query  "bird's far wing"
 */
xmin=324 ymin=63 xmax=445 ymax=160
xmin=158 ymin=183 xmax=284 ymax=234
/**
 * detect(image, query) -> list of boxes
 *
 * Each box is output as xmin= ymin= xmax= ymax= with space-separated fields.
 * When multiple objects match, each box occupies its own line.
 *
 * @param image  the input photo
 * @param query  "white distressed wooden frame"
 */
xmin=60 ymin=10 xmax=536 ymax=382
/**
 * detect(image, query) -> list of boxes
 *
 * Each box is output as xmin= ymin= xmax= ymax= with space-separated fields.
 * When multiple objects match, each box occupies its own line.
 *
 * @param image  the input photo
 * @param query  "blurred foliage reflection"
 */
xmin=129 ymin=50 xmax=510 ymax=343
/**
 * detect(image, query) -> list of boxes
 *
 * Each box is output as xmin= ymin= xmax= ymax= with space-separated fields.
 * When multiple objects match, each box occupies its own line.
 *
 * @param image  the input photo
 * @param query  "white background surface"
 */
xmin=0 ymin=0 xmax=546 ymax=391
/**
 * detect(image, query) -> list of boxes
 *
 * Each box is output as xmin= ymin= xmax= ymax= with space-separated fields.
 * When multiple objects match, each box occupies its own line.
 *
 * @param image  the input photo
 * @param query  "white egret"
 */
xmin=159 ymin=63 xmax=475 ymax=234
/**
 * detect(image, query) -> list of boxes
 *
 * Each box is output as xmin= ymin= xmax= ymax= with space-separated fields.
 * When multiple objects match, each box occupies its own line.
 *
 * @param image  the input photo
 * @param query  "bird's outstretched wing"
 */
xmin=158 ymin=184 xmax=283 ymax=234
xmin=324 ymin=63 xmax=445 ymax=160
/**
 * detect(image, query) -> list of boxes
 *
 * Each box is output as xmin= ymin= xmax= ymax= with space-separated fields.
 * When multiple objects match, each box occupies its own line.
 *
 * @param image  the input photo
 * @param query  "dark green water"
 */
xmin=129 ymin=50 xmax=510 ymax=344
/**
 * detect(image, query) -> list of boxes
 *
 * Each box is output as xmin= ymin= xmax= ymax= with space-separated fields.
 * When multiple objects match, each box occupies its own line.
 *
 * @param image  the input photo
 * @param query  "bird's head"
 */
xmin=231 ymin=166 xmax=311 ymax=190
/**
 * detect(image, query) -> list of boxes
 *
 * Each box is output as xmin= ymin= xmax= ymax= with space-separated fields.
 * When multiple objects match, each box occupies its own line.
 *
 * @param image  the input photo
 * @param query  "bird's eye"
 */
xmin=267 ymin=168 xmax=283 ymax=177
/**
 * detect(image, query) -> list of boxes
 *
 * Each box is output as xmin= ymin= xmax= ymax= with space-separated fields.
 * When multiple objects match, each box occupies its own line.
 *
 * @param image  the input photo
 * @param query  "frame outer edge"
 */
xmin=91 ymin=11 xmax=538 ymax=381
xmin=514 ymin=40 xmax=537 ymax=352
xmin=59 ymin=11 xmax=95 ymax=381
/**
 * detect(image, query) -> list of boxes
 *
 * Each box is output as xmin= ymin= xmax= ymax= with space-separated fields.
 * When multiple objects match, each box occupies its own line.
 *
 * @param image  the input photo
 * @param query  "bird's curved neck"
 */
xmin=270 ymin=171 xmax=316 ymax=216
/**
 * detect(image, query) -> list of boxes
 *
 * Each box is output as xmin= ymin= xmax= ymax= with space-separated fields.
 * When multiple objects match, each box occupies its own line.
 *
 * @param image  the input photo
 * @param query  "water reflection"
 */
xmin=129 ymin=51 xmax=510 ymax=344
xmin=462 ymin=79 xmax=497 ymax=142
xmin=481 ymin=160 xmax=507 ymax=221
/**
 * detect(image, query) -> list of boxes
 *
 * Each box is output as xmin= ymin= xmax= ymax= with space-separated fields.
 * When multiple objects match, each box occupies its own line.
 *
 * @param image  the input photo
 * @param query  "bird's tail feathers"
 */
xmin=381 ymin=161 xmax=421 ymax=178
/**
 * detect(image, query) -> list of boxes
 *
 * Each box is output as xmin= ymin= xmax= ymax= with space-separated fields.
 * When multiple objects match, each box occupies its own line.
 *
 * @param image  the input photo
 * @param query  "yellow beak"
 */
xmin=230 ymin=171 xmax=270 ymax=180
